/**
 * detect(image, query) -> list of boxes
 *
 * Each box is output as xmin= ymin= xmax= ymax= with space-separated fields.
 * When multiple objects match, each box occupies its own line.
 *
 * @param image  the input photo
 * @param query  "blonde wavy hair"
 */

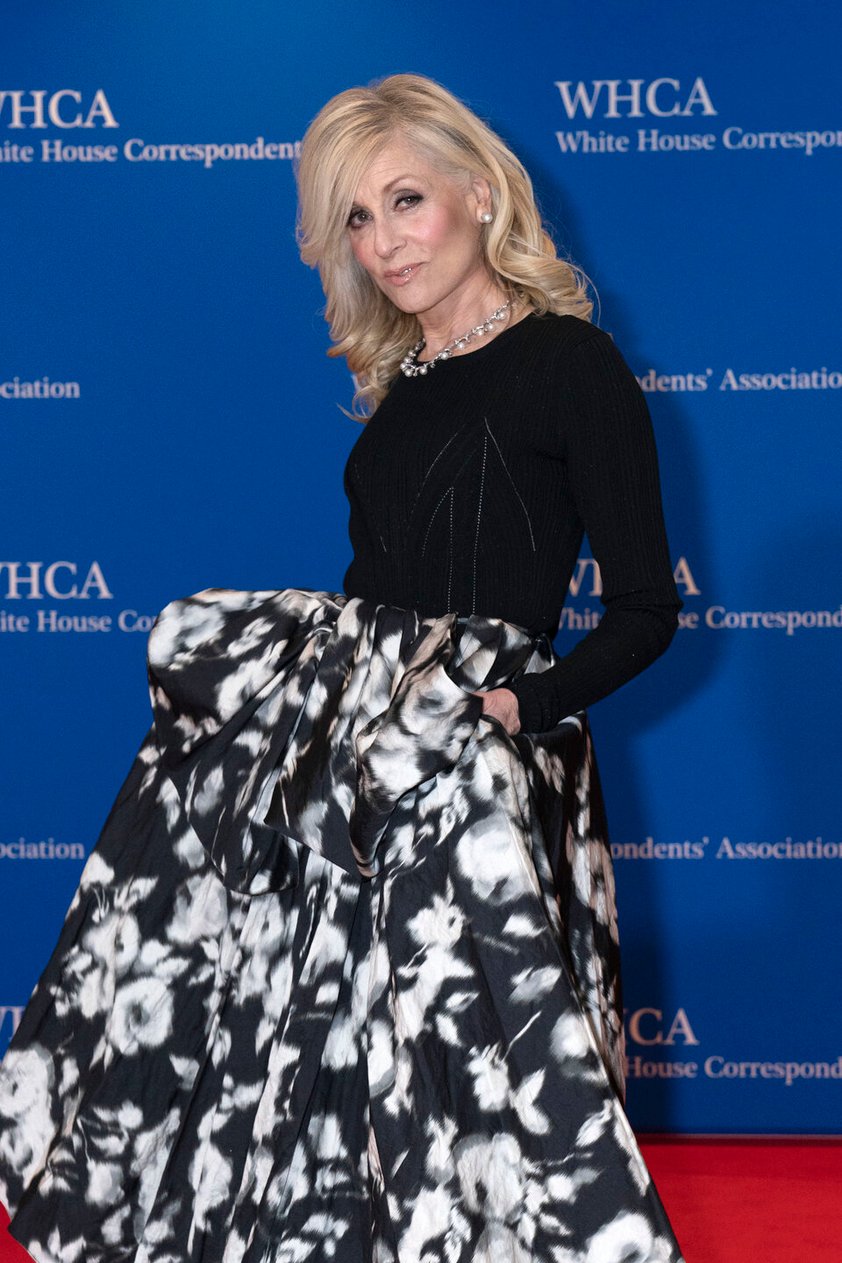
xmin=295 ymin=73 xmax=594 ymax=419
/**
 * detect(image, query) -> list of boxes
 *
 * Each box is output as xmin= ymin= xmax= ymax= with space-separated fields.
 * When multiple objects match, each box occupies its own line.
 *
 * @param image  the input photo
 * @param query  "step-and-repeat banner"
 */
xmin=2 ymin=2 xmax=840 ymax=1134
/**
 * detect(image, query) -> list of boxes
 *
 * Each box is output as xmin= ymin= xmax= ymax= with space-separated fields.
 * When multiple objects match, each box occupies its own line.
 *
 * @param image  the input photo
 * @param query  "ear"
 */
xmin=468 ymin=173 xmax=493 ymax=218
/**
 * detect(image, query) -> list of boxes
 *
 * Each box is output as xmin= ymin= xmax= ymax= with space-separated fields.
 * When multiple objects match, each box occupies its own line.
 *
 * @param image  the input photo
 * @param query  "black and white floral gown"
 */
xmin=0 ymin=587 xmax=684 ymax=1263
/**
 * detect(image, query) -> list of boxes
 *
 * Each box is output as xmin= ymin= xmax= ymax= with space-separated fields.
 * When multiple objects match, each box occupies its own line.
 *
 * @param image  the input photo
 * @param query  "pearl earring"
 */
xmin=480 ymin=211 xmax=493 ymax=223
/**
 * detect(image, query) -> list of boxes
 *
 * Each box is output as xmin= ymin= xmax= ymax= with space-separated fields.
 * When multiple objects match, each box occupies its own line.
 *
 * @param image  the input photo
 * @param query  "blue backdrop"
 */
xmin=2 ymin=0 xmax=840 ymax=1134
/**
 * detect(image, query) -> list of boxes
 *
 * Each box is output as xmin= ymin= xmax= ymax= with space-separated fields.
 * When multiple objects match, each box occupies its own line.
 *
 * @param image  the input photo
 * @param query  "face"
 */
xmin=346 ymin=136 xmax=493 ymax=325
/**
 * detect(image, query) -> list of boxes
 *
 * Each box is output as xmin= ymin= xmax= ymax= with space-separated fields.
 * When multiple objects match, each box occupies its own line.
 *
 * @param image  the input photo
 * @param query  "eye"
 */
xmin=346 ymin=192 xmax=423 ymax=231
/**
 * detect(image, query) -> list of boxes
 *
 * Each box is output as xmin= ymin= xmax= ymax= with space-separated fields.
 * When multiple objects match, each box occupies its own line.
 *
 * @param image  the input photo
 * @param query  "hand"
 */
xmin=472 ymin=686 xmax=521 ymax=736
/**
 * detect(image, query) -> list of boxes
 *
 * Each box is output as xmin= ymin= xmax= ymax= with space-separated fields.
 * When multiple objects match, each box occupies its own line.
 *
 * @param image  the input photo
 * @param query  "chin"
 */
xmin=381 ymin=285 xmax=426 ymax=307
xmin=392 ymin=291 xmax=444 ymax=318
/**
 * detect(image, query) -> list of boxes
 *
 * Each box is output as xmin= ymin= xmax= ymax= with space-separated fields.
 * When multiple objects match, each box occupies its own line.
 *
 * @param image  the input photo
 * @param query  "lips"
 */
xmin=384 ymin=263 xmax=423 ymax=285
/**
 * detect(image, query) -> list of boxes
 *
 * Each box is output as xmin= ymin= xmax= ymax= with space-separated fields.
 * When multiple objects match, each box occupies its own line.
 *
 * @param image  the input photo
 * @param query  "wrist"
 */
xmin=506 ymin=676 xmax=545 ymax=734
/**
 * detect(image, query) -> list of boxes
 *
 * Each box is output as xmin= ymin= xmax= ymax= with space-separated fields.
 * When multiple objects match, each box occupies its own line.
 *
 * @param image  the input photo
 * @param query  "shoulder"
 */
xmin=523 ymin=311 xmax=624 ymax=361
xmin=524 ymin=312 xmax=641 ymax=394
xmin=522 ymin=310 xmax=600 ymax=345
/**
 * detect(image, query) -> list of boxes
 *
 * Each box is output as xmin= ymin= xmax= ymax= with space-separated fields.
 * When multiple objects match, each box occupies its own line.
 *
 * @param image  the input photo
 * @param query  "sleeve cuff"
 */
xmin=507 ymin=674 xmax=552 ymax=734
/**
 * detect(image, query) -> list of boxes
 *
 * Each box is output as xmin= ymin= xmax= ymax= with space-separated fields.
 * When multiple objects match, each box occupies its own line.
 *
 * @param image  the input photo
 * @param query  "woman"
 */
xmin=0 ymin=74 xmax=685 ymax=1262
xmin=300 ymin=74 xmax=682 ymax=740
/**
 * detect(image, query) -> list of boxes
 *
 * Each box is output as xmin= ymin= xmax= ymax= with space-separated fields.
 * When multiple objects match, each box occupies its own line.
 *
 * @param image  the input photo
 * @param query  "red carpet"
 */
xmin=2 ymin=1137 xmax=840 ymax=1261
xmin=639 ymin=1136 xmax=841 ymax=1261
xmin=0 ymin=1210 xmax=27 ymax=1263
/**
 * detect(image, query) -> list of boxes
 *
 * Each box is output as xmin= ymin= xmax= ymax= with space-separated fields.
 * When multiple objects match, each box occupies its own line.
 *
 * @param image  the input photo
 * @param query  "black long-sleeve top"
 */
xmin=342 ymin=310 xmax=683 ymax=733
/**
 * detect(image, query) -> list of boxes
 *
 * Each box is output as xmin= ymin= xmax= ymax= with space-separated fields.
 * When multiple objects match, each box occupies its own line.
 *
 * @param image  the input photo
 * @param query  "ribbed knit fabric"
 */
xmin=342 ymin=310 xmax=683 ymax=733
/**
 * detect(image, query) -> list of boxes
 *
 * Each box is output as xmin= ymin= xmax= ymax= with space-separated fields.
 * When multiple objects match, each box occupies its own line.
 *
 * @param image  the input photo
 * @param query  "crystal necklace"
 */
xmin=399 ymin=299 xmax=513 ymax=377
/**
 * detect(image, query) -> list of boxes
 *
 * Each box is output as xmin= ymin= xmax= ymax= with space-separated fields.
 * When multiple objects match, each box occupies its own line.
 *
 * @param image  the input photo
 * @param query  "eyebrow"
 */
xmin=381 ymin=174 xmax=420 ymax=191
xmin=350 ymin=174 xmax=423 ymax=210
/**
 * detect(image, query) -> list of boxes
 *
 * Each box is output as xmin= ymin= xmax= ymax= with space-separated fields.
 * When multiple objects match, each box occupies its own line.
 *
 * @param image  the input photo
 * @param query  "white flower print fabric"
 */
xmin=0 ymin=587 xmax=684 ymax=1262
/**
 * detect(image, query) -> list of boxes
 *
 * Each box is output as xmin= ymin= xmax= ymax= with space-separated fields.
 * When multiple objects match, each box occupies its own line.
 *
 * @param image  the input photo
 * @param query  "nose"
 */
xmin=371 ymin=215 xmax=404 ymax=260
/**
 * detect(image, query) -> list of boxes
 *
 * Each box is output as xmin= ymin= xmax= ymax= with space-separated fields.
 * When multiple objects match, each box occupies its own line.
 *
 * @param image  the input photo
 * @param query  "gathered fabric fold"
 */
xmin=146 ymin=588 xmax=544 ymax=886
xmin=0 ymin=587 xmax=683 ymax=1263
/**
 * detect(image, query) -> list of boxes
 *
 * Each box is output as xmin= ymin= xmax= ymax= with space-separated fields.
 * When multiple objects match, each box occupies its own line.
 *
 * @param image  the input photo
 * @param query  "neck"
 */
xmin=417 ymin=277 xmax=512 ymax=359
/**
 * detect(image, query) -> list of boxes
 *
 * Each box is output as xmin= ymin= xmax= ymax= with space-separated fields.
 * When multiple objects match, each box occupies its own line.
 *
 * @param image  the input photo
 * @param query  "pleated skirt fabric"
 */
xmin=0 ymin=587 xmax=684 ymax=1262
